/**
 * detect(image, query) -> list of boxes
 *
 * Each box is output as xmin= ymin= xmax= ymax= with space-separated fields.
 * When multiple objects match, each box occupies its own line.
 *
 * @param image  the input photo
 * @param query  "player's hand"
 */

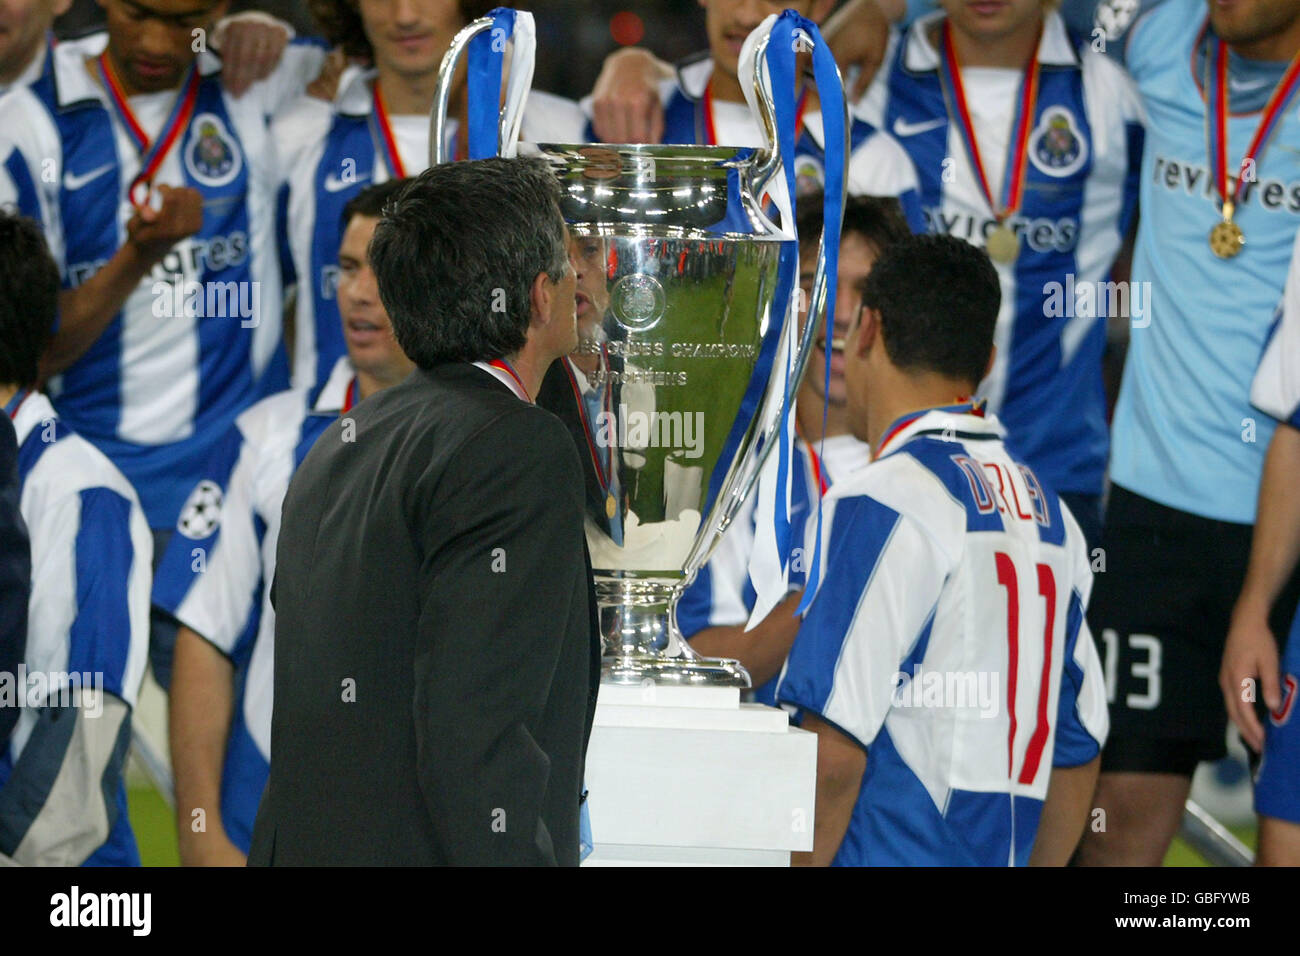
xmin=591 ymin=47 xmax=671 ymax=144
xmin=1220 ymin=600 xmax=1281 ymax=752
xmin=125 ymin=185 xmax=203 ymax=267
xmin=820 ymin=0 xmax=892 ymax=101
xmin=213 ymin=12 xmax=291 ymax=98
xmin=306 ymin=48 xmax=349 ymax=103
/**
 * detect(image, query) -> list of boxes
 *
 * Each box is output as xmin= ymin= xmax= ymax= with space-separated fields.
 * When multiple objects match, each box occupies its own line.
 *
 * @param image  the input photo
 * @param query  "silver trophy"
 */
xmin=433 ymin=13 xmax=846 ymax=687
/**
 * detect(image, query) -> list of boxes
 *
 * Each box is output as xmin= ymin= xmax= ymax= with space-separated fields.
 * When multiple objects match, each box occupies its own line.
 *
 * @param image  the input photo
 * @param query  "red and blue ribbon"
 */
xmin=936 ymin=21 xmax=1040 ymax=224
xmin=97 ymin=52 xmax=199 ymax=209
xmin=1206 ymin=32 xmax=1300 ymax=215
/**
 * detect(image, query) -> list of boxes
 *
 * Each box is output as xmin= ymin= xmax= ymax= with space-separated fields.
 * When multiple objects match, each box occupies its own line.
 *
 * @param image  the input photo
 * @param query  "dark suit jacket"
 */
xmin=249 ymin=363 xmax=599 ymax=866
xmin=0 ymin=415 xmax=29 ymax=747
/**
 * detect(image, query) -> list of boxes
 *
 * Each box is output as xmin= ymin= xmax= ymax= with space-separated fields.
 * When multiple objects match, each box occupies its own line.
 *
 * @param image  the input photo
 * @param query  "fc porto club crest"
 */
xmin=1029 ymin=107 xmax=1087 ymax=178
xmin=184 ymin=112 xmax=242 ymax=188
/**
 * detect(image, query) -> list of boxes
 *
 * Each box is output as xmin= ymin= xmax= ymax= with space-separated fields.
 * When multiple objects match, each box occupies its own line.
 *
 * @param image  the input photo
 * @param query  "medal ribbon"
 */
xmin=795 ymin=424 xmax=829 ymax=496
xmin=369 ymin=82 xmax=407 ymax=179
xmin=562 ymin=355 xmax=613 ymax=494
xmin=937 ymin=22 xmax=1040 ymax=223
xmin=702 ymin=77 xmax=809 ymax=146
xmin=1207 ymin=34 xmax=1300 ymax=218
xmin=97 ymin=52 xmax=200 ymax=208
xmin=487 ymin=358 xmax=530 ymax=402
xmin=4 ymin=388 xmax=31 ymax=421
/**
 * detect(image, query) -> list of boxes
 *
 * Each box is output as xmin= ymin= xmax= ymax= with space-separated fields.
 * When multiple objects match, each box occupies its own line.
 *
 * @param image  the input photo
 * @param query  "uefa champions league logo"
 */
xmin=611 ymin=273 xmax=666 ymax=332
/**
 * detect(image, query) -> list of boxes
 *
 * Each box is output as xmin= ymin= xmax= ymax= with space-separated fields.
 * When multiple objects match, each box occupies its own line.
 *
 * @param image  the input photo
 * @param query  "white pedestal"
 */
xmin=582 ymin=684 xmax=817 ymax=866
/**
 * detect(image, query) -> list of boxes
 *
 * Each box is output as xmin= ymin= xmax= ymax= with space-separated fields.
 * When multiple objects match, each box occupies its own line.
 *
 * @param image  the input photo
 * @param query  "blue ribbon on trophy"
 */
xmin=463 ymin=7 xmax=535 ymax=160
xmin=743 ymin=11 xmax=848 ymax=626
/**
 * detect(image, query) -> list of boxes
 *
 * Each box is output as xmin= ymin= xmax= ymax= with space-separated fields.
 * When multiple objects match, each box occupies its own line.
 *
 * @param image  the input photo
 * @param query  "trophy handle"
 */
xmin=429 ymin=9 xmax=536 ymax=166
xmin=701 ymin=22 xmax=851 ymax=558
xmin=745 ymin=29 xmax=784 ymax=201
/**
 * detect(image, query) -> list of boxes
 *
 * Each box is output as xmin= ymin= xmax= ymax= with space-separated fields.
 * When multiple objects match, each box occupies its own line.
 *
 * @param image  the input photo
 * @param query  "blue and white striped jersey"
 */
xmin=678 ymin=433 xmax=870 ymax=705
xmin=858 ymin=11 xmax=1143 ymax=497
xmin=1076 ymin=0 xmax=1300 ymax=522
xmin=1253 ymin=229 xmax=1300 ymax=428
xmin=777 ymin=405 xmax=1108 ymax=866
xmin=620 ymin=55 xmax=925 ymax=230
xmin=0 ymin=34 xmax=325 ymax=529
xmin=151 ymin=357 xmax=352 ymax=852
xmin=1 ymin=391 xmax=151 ymax=866
xmin=273 ymin=67 xmax=587 ymax=388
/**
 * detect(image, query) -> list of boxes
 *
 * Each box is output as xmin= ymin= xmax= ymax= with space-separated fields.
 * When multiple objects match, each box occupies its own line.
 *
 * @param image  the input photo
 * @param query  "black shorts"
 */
xmin=1087 ymin=485 xmax=1300 ymax=775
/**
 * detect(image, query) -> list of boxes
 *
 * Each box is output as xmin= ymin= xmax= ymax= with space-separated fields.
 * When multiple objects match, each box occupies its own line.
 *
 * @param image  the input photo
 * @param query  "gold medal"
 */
xmin=605 ymin=494 xmax=617 ymax=519
xmin=1209 ymin=218 xmax=1245 ymax=258
xmin=985 ymin=223 xmax=1021 ymax=264
xmin=1209 ymin=200 xmax=1244 ymax=258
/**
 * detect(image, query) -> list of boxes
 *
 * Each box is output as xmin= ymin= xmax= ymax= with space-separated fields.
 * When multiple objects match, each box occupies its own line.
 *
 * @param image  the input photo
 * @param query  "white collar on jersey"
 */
xmin=314 ymin=356 xmax=356 ymax=413
xmin=48 ymin=31 xmax=223 ymax=109
xmin=874 ymin=404 xmax=1006 ymax=461
xmin=335 ymin=63 xmax=378 ymax=118
xmin=903 ymin=9 xmax=1080 ymax=74
xmin=10 ymin=390 xmax=58 ymax=446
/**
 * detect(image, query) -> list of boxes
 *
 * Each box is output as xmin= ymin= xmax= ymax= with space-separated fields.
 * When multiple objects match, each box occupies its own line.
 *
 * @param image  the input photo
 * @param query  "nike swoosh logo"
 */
xmin=63 ymin=163 xmax=114 ymax=191
xmin=1229 ymin=76 xmax=1268 ymax=93
xmin=892 ymin=116 xmax=946 ymax=137
xmin=324 ymin=173 xmax=371 ymax=193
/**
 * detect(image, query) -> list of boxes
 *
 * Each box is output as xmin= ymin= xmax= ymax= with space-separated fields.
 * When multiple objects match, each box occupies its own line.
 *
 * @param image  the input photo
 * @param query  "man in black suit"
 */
xmin=249 ymin=157 xmax=599 ymax=866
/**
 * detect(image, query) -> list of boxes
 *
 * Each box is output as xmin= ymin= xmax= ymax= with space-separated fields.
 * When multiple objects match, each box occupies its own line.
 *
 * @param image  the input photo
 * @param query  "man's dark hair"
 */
xmin=861 ymin=234 xmax=1000 ymax=388
xmin=0 ymin=208 xmax=59 ymax=388
xmin=796 ymin=191 xmax=912 ymax=258
xmin=308 ymin=0 xmax=496 ymax=60
xmin=340 ymin=178 xmax=410 ymax=231
xmin=368 ymin=157 xmax=568 ymax=367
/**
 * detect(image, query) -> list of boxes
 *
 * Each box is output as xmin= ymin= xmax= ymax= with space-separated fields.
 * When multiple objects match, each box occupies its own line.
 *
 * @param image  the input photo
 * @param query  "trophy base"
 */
xmin=601 ymin=654 xmax=751 ymax=688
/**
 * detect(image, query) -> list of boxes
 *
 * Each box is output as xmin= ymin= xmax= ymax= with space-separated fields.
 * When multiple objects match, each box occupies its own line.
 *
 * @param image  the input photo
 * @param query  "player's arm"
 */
xmin=413 ymin=409 xmax=590 ymax=865
xmin=155 ymin=426 xmax=261 ymax=864
xmin=1030 ymin=756 xmax=1100 ymax=865
xmin=0 ymin=487 xmax=148 ymax=865
xmin=690 ymin=591 xmax=803 ymax=687
xmin=44 ymin=186 xmax=202 ymax=377
xmin=1223 ymin=423 xmax=1300 ymax=750
xmin=793 ymin=711 xmax=866 ymax=866
xmin=1035 ymin=508 xmax=1109 ymax=865
xmin=1223 ymin=233 xmax=1300 ymax=750
xmin=0 ymin=125 xmax=197 ymax=379
xmin=170 ymin=626 xmax=244 ymax=866
xmin=818 ymin=0 xmax=901 ymax=99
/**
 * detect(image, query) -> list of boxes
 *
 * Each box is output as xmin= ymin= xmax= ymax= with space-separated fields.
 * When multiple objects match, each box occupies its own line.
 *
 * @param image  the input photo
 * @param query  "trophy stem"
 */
xmin=596 ymin=579 xmax=751 ymax=688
